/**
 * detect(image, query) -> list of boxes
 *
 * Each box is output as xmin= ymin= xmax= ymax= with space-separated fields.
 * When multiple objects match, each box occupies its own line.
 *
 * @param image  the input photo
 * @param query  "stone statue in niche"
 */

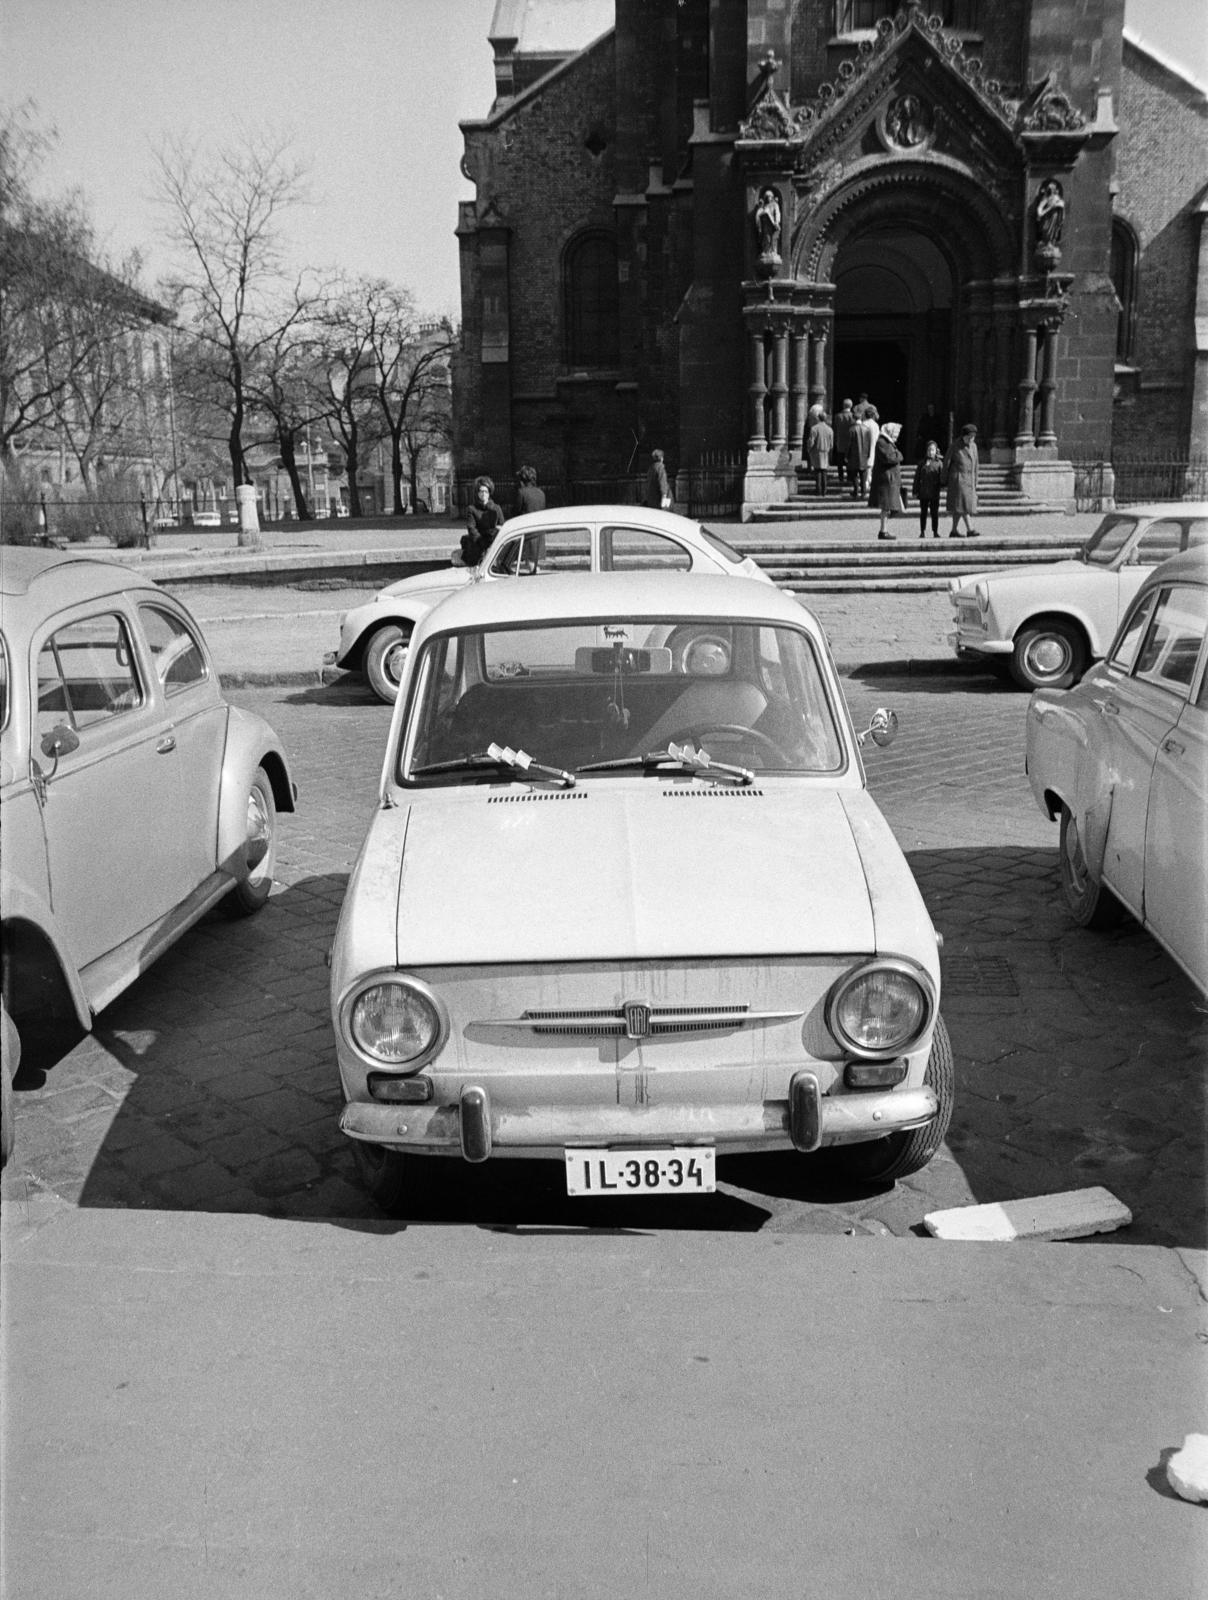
xmin=1034 ymin=179 xmax=1066 ymax=249
xmin=754 ymin=187 xmax=782 ymax=261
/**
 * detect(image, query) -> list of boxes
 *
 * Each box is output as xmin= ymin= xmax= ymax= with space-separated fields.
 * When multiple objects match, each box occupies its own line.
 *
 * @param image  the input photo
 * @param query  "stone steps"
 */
xmin=751 ymin=464 xmax=1065 ymax=521
xmin=733 ymin=535 xmax=1084 ymax=592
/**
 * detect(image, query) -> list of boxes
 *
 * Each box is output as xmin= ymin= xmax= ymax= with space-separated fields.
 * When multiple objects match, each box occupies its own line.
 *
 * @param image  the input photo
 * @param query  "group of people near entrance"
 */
xmin=808 ymin=396 xmax=980 ymax=539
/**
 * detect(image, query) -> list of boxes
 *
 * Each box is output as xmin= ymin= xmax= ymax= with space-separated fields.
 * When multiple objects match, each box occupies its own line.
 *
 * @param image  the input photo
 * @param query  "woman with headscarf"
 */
xmin=868 ymin=420 xmax=905 ymax=540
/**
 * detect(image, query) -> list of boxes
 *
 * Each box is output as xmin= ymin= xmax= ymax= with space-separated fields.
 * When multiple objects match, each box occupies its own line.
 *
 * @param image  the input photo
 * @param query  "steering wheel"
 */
xmin=665 ymin=723 xmax=786 ymax=764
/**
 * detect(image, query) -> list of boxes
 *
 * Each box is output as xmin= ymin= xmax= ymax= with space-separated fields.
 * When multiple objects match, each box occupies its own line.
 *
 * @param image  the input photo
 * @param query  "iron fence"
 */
xmin=455 ymin=455 xmax=745 ymax=522
xmin=1073 ymin=456 xmax=1208 ymax=511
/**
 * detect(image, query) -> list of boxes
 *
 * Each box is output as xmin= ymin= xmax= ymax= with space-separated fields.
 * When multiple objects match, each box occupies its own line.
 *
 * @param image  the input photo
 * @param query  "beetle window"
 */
xmin=491 ymin=527 xmax=589 ymax=575
xmin=1132 ymin=520 xmax=1183 ymax=567
xmin=36 ymin=614 xmax=143 ymax=735
xmin=1133 ymin=585 xmax=1208 ymax=696
xmin=601 ymin=527 xmax=692 ymax=573
xmin=139 ymin=605 xmax=208 ymax=693
xmin=1108 ymin=590 xmax=1158 ymax=673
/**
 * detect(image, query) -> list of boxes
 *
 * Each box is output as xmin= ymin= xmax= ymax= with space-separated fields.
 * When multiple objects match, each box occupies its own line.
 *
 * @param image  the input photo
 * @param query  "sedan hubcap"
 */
xmin=385 ymin=642 xmax=408 ymax=684
xmin=1027 ymin=635 xmax=1071 ymax=678
xmin=246 ymin=789 xmax=272 ymax=879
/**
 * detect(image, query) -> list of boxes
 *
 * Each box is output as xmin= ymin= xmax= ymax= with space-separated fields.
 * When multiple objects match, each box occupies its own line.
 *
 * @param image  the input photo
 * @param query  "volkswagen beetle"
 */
xmin=328 ymin=504 xmax=772 ymax=702
xmin=330 ymin=570 xmax=953 ymax=1213
xmin=1 ymin=549 xmax=297 ymax=1089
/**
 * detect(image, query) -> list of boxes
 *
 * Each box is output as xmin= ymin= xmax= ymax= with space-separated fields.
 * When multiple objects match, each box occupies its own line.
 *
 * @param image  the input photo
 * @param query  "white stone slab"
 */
xmin=1168 ymin=1434 xmax=1208 ymax=1505
xmin=923 ymin=1187 xmax=1132 ymax=1242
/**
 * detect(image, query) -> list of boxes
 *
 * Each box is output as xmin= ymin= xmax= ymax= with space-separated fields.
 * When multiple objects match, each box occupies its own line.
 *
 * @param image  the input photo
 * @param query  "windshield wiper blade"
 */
xmin=578 ymin=741 xmax=754 ymax=786
xmin=411 ymin=742 xmax=576 ymax=788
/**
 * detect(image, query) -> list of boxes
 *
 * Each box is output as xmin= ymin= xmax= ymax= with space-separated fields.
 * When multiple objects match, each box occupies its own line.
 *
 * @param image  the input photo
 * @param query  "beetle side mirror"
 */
xmin=857 ymin=708 xmax=898 ymax=749
xmin=40 ymin=724 xmax=80 ymax=761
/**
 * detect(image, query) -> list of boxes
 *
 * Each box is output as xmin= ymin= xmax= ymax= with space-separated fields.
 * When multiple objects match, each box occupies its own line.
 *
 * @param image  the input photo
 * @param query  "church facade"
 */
xmin=454 ymin=1 xmax=1207 ymax=512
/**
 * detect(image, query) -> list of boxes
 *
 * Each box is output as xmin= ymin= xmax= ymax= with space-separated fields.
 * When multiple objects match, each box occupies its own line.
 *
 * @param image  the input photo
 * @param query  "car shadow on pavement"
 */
xmin=281 ymin=677 xmax=388 ymax=709
xmin=848 ymin=665 xmax=1018 ymax=695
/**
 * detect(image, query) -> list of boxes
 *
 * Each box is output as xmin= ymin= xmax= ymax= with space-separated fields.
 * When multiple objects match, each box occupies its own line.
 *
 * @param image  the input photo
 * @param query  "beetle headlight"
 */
xmin=827 ymin=959 xmax=934 ymax=1060
xmin=342 ymin=974 xmax=446 ymax=1069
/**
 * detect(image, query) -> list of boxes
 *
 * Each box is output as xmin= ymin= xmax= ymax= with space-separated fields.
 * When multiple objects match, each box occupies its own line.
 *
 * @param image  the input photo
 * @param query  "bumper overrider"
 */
xmin=339 ymin=1075 xmax=940 ymax=1163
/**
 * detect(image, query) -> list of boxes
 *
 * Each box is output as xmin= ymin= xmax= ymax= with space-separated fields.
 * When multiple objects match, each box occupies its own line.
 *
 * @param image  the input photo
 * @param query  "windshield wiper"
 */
xmin=577 ymin=741 xmax=754 ymax=787
xmin=411 ymin=741 xmax=576 ymax=789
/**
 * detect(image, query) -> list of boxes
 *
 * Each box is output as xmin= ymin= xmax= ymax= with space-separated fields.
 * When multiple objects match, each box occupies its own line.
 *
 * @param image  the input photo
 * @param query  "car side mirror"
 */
xmin=857 ymin=708 xmax=898 ymax=749
xmin=40 ymin=724 xmax=80 ymax=761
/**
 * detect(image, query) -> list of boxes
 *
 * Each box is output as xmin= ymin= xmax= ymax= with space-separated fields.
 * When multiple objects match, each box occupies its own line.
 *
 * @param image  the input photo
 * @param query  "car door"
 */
xmin=33 ymin=603 xmax=189 ymax=972
xmin=1139 ymin=590 xmax=1208 ymax=987
xmin=137 ymin=600 xmax=228 ymax=886
xmin=1097 ymin=582 xmax=1208 ymax=920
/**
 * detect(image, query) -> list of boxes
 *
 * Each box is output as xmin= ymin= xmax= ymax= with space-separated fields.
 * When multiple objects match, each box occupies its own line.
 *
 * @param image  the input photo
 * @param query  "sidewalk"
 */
xmin=4 ymin=1197 xmax=1204 ymax=1600
xmin=106 ymin=509 xmax=1098 ymax=688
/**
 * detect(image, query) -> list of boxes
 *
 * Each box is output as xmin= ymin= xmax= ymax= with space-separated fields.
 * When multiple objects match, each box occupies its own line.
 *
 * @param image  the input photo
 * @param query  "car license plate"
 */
xmin=565 ymin=1147 xmax=716 ymax=1196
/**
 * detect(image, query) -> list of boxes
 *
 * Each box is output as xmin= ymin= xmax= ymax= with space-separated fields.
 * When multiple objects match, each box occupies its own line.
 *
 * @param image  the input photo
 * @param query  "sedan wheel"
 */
xmin=354 ymin=1141 xmax=408 ymax=1213
xmin=1009 ymin=619 xmax=1087 ymax=690
xmin=829 ymin=1015 xmax=955 ymax=1186
xmin=364 ymin=623 xmax=412 ymax=703
xmin=1058 ymin=803 xmax=1121 ymax=929
xmin=224 ymin=767 xmax=278 ymax=918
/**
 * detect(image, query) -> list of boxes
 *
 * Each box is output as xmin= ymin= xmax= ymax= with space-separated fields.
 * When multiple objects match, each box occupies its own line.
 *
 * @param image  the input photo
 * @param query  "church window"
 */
xmin=833 ymin=1 xmax=979 ymax=34
xmin=1111 ymin=218 xmax=1139 ymax=365
xmin=563 ymin=231 xmax=619 ymax=370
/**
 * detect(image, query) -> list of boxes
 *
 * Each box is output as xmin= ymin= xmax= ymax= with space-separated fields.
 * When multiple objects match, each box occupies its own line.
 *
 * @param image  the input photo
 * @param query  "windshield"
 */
xmin=1083 ymin=514 xmax=1139 ymax=566
xmin=398 ymin=614 xmax=846 ymax=785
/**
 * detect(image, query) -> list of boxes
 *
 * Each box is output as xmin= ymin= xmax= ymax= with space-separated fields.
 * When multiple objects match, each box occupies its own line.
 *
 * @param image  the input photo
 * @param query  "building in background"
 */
xmin=454 ymin=0 xmax=1207 ymax=514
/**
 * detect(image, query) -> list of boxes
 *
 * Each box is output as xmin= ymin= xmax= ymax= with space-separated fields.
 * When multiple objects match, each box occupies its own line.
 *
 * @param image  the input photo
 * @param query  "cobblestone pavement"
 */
xmin=4 ymin=670 xmax=1204 ymax=1245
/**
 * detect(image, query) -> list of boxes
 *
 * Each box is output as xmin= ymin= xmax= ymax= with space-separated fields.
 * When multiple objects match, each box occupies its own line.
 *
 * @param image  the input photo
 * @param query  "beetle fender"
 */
xmin=1 ymin=894 xmax=93 ymax=1034
xmin=216 ymin=709 xmax=296 ymax=877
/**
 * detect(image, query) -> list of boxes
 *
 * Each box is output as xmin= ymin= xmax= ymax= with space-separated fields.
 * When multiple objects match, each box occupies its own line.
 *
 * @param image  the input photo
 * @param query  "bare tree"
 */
xmin=314 ymin=278 xmax=384 ymax=519
xmin=154 ymin=129 xmax=320 ymax=541
xmin=245 ymin=321 xmax=327 ymax=520
xmin=367 ymin=301 xmax=454 ymax=514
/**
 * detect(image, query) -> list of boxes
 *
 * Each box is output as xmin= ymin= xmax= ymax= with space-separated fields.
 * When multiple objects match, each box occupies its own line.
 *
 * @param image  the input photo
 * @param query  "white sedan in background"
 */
xmin=330 ymin=571 xmax=953 ymax=1214
xmin=1026 ymin=547 xmax=1207 ymax=992
xmin=328 ymin=505 xmax=772 ymax=702
xmin=949 ymin=502 xmax=1208 ymax=690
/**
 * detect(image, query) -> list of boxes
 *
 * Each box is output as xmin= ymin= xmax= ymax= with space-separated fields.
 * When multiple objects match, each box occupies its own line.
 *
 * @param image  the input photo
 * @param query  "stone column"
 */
xmin=1015 ymin=324 xmax=1039 ymax=448
xmin=789 ymin=322 xmax=809 ymax=454
xmin=991 ymin=307 xmax=1013 ymax=452
xmin=769 ymin=324 xmax=789 ymax=448
xmin=1036 ymin=323 xmax=1059 ymax=447
xmin=809 ymin=322 xmax=829 ymax=409
xmin=748 ymin=327 xmax=768 ymax=450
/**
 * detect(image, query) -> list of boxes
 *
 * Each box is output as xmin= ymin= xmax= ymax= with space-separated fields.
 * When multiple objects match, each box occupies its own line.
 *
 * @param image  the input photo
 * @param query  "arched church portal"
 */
xmin=832 ymin=229 xmax=954 ymax=444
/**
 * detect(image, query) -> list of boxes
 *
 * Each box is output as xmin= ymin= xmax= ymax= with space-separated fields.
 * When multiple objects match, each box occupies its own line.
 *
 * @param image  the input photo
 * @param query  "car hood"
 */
xmin=952 ymin=558 xmax=1093 ymax=594
xmin=381 ymin=567 xmax=473 ymax=601
xmin=374 ymin=787 xmax=924 ymax=966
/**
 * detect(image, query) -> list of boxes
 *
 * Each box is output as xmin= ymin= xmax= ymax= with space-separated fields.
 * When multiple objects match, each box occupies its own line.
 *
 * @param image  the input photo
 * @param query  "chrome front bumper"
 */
xmin=947 ymin=629 xmax=1013 ymax=658
xmin=339 ymin=1073 xmax=940 ymax=1162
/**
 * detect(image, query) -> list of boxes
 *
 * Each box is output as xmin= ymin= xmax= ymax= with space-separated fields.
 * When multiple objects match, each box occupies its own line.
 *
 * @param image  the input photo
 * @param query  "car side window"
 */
xmin=1131 ymin=520 xmax=1183 ymax=566
xmin=1108 ymin=591 xmax=1158 ymax=673
xmin=601 ymin=526 xmax=692 ymax=572
xmin=1185 ymin=519 xmax=1208 ymax=549
xmin=1133 ymin=585 xmax=1208 ymax=696
xmin=490 ymin=527 xmax=590 ymax=574
xmin=139 ymin=604 xmax=208 ymax=693
xmin=37 ymin=613 xmax=143 ymax=736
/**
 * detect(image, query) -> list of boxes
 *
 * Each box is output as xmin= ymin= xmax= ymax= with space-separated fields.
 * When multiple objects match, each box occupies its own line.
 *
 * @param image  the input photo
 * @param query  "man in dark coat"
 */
xmin=645 ymin=449 xmax=671 ymax=509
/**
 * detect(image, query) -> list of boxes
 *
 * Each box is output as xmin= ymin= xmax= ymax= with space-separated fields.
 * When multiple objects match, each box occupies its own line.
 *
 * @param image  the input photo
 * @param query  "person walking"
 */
xmin=806 ymin=410 xmax=834 ymax=497
xmin=911 ymin=440 xmax=944 ymax=537
xmin=460 ymin=475 xmax=505 ymax=565
xmin=515 ymin=464 xmax=546 ymax=515
xmin=869 ymin=420 xmax=905 ymax=540
xmin=645 ymin=449 xmax=672 ymax=510
xmin=849 ymin=406 xmax=878 ymax=499
xmin=943 ymin=423 xmax=980 ymax=538
xmin=833 ymin=398 xmax=855 ymax=488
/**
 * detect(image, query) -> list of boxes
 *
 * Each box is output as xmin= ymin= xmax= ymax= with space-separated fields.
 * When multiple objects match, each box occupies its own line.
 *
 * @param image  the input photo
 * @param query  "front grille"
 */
xmin=484 ymin=1001 xmax=802 ymax=1037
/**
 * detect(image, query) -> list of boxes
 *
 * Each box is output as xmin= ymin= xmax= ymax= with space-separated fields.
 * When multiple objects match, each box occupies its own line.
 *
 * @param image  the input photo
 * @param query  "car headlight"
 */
xmin=341 ymin=974 xmax=447 ymax=1069
xmin=826 ymin=959 xmax=934 ymax=1060
xmin=974 ymin=582 xmax=990 ymax=615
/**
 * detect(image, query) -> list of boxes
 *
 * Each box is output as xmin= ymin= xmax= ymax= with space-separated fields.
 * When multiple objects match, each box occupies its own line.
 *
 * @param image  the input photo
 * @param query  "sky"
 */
xmin=6 ymin=0 xmax=1205 ymax=321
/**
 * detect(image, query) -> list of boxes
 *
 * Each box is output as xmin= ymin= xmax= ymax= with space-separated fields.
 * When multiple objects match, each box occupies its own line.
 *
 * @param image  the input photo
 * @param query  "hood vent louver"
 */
xmin=487 ymin=791 xmax=588 ymax=804
xmin=663 ymin=787 xmax=765 ymax=799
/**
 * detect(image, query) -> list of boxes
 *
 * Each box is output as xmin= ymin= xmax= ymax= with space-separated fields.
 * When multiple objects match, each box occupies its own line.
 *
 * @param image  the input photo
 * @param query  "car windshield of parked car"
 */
xmin=1083 ymin=514 xmax=1139 ymax=566
xmin=399 ymin=615 xmax=845 ymax=783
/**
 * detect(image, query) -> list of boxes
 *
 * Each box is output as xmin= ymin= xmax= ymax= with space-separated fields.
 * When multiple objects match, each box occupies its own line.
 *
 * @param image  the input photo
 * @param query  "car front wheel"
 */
xmin=364 ymin=623 xmax=412 ymax=703
xmin=1010 ymin=618 xmax=1088 ymax=690
xmin=223 ymin=767 xmax=278 ymax=918
xmin=1058 ymin=803 xmax=1122 ymax=929
xmin=829 ymin=1015 xmax=955 ymax=1186
xmin=354 ymin=1141 xmax=408 ymax=1213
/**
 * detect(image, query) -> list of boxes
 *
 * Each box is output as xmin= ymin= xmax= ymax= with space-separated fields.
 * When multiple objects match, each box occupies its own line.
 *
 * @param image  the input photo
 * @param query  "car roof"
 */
xmin=495 ymin=504 xmax=708 ymax=536
xmin=0 ymin=546 xmax=144 ymax=601
xmin=1107 ymin=503 xmax=1208 ymax=519
xmin=416 ymin=570 xmax=811 ymax=632
xmin=1136 ymin=547 xmax=1208 ymax=586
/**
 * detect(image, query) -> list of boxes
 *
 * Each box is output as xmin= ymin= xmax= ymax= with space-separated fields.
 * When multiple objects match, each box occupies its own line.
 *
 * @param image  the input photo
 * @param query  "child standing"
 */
xmin=912 ymin=441 xmax=944 ymax=538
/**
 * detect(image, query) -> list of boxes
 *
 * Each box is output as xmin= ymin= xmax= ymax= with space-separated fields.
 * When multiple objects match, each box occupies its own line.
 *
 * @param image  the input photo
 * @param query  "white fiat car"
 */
xmin=1026 ymin=547 xmax=1208 ymax=992
xmin=948 ymin=502 xmax=1208 ymax=690
xmin=328 ymin=504 xmax=772 ymax=702
xmin=330 ymin=571 xmax=952 ymax=1213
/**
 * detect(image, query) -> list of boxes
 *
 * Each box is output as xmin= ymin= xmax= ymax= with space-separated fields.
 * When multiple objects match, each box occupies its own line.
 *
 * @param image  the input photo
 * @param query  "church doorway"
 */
xmin=831 ymin=228 xmax=954 ymax=454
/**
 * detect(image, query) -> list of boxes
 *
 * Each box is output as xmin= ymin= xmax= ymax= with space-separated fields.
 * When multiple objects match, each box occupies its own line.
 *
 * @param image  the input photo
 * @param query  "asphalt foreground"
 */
xmin=4 ymin=520 xmax=1207 ymax=1598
